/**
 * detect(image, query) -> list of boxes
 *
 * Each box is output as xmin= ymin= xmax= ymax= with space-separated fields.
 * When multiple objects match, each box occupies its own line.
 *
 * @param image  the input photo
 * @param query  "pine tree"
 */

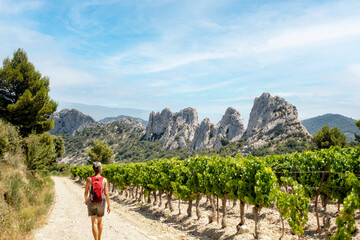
xmin=355 ymin=120 xmax=360 ymax=143
xmin=312 ymin=125 xmax=347 ymax=149
xmin=87 ymin=140 xmax=114 ymax=164
xmin=0 ymin=49 xmax=57 ymax=136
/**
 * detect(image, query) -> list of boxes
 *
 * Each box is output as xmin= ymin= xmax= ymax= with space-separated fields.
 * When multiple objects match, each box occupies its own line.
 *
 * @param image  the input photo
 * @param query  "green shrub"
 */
xmin=24 ymin=133 xmax=64 ymax=171
xmin=0 ymin=119 xmax=21 ymax=158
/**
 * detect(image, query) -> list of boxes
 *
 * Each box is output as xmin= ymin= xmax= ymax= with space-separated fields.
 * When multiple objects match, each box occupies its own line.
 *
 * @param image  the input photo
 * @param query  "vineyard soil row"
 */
xmin=104 ymin=182 xmax=360 ymax=240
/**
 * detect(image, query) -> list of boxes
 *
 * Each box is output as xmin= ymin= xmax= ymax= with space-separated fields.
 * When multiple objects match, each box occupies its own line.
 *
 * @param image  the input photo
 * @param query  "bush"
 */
xmin=24 ymin=133 xmax=65 ymax=172
xmin=87 ymin=139 xmax=114 ymax=164
xmin=0 ymin=119 xmax=21 ymax=158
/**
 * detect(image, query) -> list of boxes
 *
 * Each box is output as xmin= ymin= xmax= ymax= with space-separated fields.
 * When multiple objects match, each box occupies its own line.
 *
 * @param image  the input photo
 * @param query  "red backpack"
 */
xmin=90 ymin=176 xmax=105 ymax=203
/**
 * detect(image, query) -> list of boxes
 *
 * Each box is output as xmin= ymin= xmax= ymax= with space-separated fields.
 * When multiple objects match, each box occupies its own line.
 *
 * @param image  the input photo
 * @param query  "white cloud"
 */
xmin=0 ymin=0 xmax=44 ymax=15
xmin=170 ymin=79 xmax=237 ymax=94
xmin=1 ymin=0 xmax=359 ymax=121
xmin=326 ymin=63 xmax=360 ymax=89
xmin=257 ymin=18 xmax=360 ymax=52
xmin=0 ymin=24 xmax=53 ymax=52
xmin=0 ymin=21 xmax=99 ymax=89
xmin=103 ymin=46 xmax=238 ymax=75
xmin=44 ymin=65 xmax=98 ymax=88
xmin=102 ymin=8 xmax=360 ymax=77
xmin=348 ymin=64 xmax=360 ymax=80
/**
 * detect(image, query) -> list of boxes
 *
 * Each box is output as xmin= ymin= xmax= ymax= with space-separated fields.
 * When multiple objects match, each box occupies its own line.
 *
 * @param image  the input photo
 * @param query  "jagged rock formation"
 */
xmin=242 ymin=93 xmax=310 ymax=152
xmin=144 ymin=108 xmax=173 ymax=141
xmin=144 ymin=108 xmax=199 ymax=150
xmin=116 ymin=118 xmax=145 ymax=133
xmin=189 ymin=107 xmax=246 ymax=151
xmin=189 ymin=118 xmax=218 ymax=151
xmin=144 ymin=93 xmax=309 ymax=153
xmin=145 ymin=107 xmax=246 ymax=151
xmin=50 ymin=109 xmax=97 ymax=135
xmin=216 ymin=107 xmax=245 ymax=143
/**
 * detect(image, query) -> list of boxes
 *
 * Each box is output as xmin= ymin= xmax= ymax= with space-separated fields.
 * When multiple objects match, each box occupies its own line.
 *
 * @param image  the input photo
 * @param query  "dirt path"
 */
xmin=34 ymin=177 xmax=195 ymax=240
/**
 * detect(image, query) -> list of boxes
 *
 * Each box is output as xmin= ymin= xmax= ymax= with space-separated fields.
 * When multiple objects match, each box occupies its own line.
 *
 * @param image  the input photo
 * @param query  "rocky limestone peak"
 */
xmin=144 ymin=108 xmax=173 ymax=141
xmin=116 ymin=118 xmax=145 ymax=133
xmin=217 ymin=107 xmax=245 ymax=141
xmin=162 ymin=107 xmax=199 ymax=150
xmin=174 ymin=107 xmax=199 ymax=126
xmin=144 ymin=107 xmax=200 ymax=150
xmin=189 ymin=107 xmax=246 ymax=151
xmin=242 ymin=92 xmax=310 ymax=150
xmin=50 ymin=109 xmax=97 ymax=135
xmin=189 ymin=118 xmax=217 ymax=151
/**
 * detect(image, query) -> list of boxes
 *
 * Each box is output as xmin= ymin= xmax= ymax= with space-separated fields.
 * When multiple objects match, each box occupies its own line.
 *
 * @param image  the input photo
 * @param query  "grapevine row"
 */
xmin=70 ymin=146 xmax=360 ymax=239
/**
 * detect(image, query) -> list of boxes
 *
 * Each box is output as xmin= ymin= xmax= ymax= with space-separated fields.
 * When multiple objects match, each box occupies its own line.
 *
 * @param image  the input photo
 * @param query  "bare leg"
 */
xmin=91 ymin=216 xmax=99 ymax=240
xmin=97 ymin=217 xmax=103 ymax=240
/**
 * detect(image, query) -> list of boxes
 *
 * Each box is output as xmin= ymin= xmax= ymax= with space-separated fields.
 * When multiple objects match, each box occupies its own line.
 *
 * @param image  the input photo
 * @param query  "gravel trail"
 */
xmin=34 ymin=177 xmax=194 ymax=240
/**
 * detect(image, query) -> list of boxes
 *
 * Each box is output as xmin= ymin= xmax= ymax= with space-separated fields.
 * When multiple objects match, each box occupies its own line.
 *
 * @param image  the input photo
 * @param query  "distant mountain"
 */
xmin=301 ymin=114 xmax=360 ymax=142
xmin=50 ymin=109 xmax=97 ymax=135
xmin=99 ymin=115 xmax=148 ymax=126
xmin=57 ymin=101 xmax=150 ymax=121
xmin=54 ymin=93 xmax=313 ymax=164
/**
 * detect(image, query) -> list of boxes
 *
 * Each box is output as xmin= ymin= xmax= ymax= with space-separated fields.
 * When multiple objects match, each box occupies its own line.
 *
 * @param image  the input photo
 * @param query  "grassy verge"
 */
xmin=0 ymin=158 xmax=55 ymax=240
xmin=0 ymin=119 xmax=56 ymax=240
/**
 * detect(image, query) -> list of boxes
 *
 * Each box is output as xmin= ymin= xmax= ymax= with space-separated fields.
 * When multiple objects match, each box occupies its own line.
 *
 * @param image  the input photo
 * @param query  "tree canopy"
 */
xmin=312 ymin=125 xmax=347 ymax=149
xmin=0 ymin=48 xmax=57 ymax=136
xmin=87 ymin=139 xmax=114 ymax=164
xmin=355 ymin=120 xmax=360 ymax=143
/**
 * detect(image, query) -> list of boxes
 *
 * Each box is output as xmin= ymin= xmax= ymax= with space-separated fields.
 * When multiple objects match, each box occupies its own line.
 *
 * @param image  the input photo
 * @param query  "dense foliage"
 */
xmin=355 ymin=120 xmax=360 ymax=143
xmin=0 ymin=49 xmax=57 ymax=137
xmin=251 ymin=138 xmax=308 ymax=156
xmin=24 ymin=133 xmax=65 ymax=171
xmin=71 ymin=146 xmax=360 ymax=239
xmin=332 ymin=173 xmax=360 ymax=240
xmin=87 ymin=139 xmax=114 ymax=164
xmin=312 ymin=125 xmax=347 ymax=149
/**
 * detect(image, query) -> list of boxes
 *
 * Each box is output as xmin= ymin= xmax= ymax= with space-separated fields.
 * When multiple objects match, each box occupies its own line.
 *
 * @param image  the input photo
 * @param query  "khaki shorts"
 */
xmin=87 ymin=198 xmax=105 ymax=217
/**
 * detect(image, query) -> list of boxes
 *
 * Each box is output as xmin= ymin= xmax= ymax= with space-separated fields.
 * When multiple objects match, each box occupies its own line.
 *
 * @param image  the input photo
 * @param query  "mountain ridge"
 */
xmin=301 ymin=113 xmax=360 ymax=142
xmin=54 ymin=92 xmax=313 ymax=165
xmin=57 ymin=101 xmax=151 ymax=121
xmin=99 ymin=115 xmax=148 ymax=126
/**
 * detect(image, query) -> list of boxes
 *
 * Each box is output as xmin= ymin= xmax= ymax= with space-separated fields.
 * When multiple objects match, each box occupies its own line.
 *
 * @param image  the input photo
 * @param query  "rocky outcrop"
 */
xmin=100 ymin=115 xmax=148 ymax=126
xmin=50 ymin=109 xmax=97 ymax=135
xmin=189 ymin=107 xmax=246 ymax=151
xmin=144 ymin=108 xmax=173 ymax=141
xmin=143 ymin=93 xmax=310 ymax=153
xmin=145 ymin=106 xmax=246 ymax=151
xmin=216 ymin=107 xmax=245 ymax=143
xmin=242 ymin=92 xmax=310 ymax=152
xmin=189 ymin=118 xmax=218 ymax=151
xmin=144 ymin=108 xmax=199 ymax=150
xmin=116 ymin=118 xmax=145 ymax=133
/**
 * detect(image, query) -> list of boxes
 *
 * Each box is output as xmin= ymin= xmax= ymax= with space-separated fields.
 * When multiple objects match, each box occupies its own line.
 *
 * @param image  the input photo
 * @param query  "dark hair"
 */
xmin=93 ymin=162 xmax=102 ymax=174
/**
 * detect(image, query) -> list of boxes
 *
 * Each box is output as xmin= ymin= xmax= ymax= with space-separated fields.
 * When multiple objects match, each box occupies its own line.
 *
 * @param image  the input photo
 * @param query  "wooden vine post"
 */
xmin=315 ymin=166 xmax=328 ymax=240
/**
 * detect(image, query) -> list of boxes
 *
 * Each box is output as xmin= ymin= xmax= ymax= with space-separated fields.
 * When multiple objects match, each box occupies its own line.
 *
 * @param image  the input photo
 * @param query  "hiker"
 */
xmin=84 ymin=162 xmax=111 ymax=240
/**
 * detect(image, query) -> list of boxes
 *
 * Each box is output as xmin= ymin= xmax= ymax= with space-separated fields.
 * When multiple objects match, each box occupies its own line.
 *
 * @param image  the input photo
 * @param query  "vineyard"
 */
xmin=70 ymin=146 xmax=360 ymax=239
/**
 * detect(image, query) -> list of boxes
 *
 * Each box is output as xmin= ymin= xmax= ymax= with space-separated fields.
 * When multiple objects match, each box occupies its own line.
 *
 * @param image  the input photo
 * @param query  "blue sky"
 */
xmin=1 ymin=0 xmax=360 ymax=123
